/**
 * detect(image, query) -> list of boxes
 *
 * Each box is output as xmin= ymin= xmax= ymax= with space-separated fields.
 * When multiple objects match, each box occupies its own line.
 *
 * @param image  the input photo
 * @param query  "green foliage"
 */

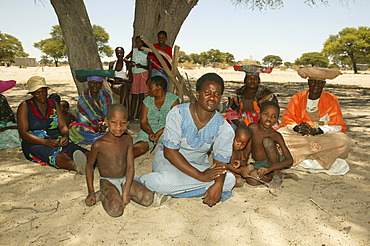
xmin=179 ymin=51 xmax=192 ymax=63
xmin=233 ymin=0 xmax=329 ymax=10
xmin=284 ymin=61 xmax=292 ymax=67
xmin=238 ymin=58 xmax=260 ymax=65
xmin=262 ymin=55 xmax=282 ymax=67
xmin=34 ymin=25 xmax=67 ymax=67
xmin=39 ymin=55 xmax=53 ymax=66
xmin=0 ymin=32 xmax=29 ymax=63
xmin=322 ymin=26 xmax=370 ymax=73
xmin=295 ymin=52 xmax=329 ymax=67
xmin=189 ymin=53 xmax=201 ymax=64
xmin=34 ymin=24 xmax=113 ymax=66
xmin=92 ymin=25 xmax=114 ymax=58
xmin=328 ymin=63 xmax=340 ymax=69
xmin=183 ymin=49 xmax=235 ymax=66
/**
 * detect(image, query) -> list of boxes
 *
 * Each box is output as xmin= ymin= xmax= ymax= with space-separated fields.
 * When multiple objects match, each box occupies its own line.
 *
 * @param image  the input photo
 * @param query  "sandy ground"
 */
xmin=0 ymin=66 xmax=369 ymax=246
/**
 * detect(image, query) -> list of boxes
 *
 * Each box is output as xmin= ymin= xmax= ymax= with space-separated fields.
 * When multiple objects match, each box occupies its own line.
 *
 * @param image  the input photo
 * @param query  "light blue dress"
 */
xmin=139 ymin=103 xmax=236 ymax=200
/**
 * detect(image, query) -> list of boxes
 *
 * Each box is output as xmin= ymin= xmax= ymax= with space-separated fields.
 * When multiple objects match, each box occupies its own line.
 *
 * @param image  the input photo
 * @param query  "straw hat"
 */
xmin=0 ymin=80 xmax=16 ymax=94
xmin=27 ymin=76 xmax=49 ymax=94
xmin=297 ymin=67 xmax=341 ymax=81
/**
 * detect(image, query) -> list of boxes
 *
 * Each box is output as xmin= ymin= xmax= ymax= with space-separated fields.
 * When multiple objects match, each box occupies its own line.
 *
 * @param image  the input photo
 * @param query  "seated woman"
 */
xmin=0 ymin=80 xmax=20 ymax=149
xmin=17 ymin=76 xmax=89 ymax=174
xmin=226 ymin=65 xmax=277 ymax=128
xmin=278 ymin=67 xmax=351 ymax=174
xmin=133 ymin=76 xmax=180 ymax=158
xmin=139 ymin=73 xmax=236 ymax=207
xmin=71 ymin=75 xmax=115 ymax=144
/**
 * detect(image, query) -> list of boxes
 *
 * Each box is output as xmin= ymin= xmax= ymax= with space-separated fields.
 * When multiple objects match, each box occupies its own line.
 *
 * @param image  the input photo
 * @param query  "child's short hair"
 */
xmin=196 ymin=73 xmax=224 ymax=94
xmin=260 ymin=101 xmax=280 ymax=115
xmin=235 ymin=124 xmax=252 ymax=137
xmin=107 ymin=104 xmax=128 ymax=119
xmin=115 ymin=47 xmax=124 ymax=52
xmin=48 ymin=93 xmax=61 ymax=104
xmin=60 ymin=100 xmax=70 ymax=110
xmin=157 ymin=30 xmax=167 ymax=37
xmin=150 ymin=76 xmax=167 ymax=91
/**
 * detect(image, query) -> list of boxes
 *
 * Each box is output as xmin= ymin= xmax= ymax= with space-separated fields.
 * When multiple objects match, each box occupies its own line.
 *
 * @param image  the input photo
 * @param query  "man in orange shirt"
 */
xmin=279 ymin=67 xmax=351 ymax=171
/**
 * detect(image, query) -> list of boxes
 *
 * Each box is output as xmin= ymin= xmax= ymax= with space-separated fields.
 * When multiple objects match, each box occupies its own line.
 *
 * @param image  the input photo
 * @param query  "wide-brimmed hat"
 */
xmin=75 ymin=69 xmax=114 ymax=82
xmin=27 ymin=76 xmax=49 ymax=94
xmin=297 ymin=67 xmax=341 ymax=81
xmin=0 ymin=80 xmax=16 ymax=94
xmin=233 ymin=65 xmax=273 ymax=76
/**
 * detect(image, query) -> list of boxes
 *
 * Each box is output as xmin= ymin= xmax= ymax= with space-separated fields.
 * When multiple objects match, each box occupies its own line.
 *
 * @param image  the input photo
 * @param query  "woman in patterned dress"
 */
xmin=17 ymin=76 xmax=88 ymax=173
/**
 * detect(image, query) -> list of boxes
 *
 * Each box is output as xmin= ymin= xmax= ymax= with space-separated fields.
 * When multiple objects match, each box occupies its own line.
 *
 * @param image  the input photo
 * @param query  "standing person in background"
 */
xmin=125 ymin=36 xmax=150 ymax=120
xmin=148 ymin=31 xmax=172 ymax=91
xmin=108 ymin=47 xmax=132 ymax=111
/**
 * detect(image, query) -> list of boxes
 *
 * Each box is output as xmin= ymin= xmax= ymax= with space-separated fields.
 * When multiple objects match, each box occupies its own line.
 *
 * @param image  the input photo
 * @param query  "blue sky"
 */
xmin=1 ymin=0 xmax=369 ymax=63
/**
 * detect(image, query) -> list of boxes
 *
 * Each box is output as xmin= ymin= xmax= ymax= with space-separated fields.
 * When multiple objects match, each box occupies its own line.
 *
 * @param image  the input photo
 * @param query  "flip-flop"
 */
xmin=73 ymin=150 xmax=87 ymax=175
xmin=151 ymin=193 xmax=172 ymax=207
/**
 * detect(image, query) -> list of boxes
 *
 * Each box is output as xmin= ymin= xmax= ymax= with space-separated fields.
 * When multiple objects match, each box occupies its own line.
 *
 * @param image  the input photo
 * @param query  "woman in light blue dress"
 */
xmin=139 ymin=73 xmax=236 ymax=207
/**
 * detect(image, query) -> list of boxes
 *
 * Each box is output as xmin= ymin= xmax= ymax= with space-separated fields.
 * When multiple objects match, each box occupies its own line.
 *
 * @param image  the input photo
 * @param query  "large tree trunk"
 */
xmin=349 ymin=53 xmax=358 ymax=74
xmin=133 ymin=0 xmax=199 ymax=46
xmin=51 ymin=0 xmax=104 ymax=94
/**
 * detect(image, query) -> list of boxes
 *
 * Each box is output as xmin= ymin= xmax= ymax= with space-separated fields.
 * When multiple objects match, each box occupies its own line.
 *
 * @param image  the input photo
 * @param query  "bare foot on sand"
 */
xmin=282 ymin=172 xmax=300 ymax=181
xmin=269 ymin=171 xmax=283 ymax=189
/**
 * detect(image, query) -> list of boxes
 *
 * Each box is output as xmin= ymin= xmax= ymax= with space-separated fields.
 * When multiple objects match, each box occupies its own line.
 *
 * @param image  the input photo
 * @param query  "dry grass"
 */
xmin=180 ymin=61 xmax=199 ymax=70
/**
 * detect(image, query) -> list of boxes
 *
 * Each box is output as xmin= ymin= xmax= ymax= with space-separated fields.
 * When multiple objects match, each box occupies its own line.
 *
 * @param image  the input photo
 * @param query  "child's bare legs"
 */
xmin=263 ymin=137 xmax=283 ymax=188
xmin=239 ymin=164 xmax=254 ymax=178
xmin=246 ymin=137 xmax=280 ymax=186
xmin=235 ymin=175 xmax=245 ymax=187
xmin=129 ymin=180 xmax=154 ymax=206
xmin=133 ymin=141 xmax=150 ymax=158
xmin=246 ymin=169 xmax=273 ymax=185
xmin=100 ymin=179 xmax=125 ymax=217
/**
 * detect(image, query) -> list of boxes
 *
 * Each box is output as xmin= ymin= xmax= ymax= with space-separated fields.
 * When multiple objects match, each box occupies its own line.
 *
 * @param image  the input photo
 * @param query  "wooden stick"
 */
xmin=4 ymin=201 xmax=60 ymax=214
xmin=247 ymin=176 xmax=278 ymax=197
xmin=140 ymin=36 xmax=195 ymax=101
xmin=310 ymin=199 xmax=343 ymax=221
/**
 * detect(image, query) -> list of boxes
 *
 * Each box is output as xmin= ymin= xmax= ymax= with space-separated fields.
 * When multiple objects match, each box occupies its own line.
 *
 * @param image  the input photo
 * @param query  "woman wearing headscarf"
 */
xmin=70 ymin=74 xmax=115 ymax=144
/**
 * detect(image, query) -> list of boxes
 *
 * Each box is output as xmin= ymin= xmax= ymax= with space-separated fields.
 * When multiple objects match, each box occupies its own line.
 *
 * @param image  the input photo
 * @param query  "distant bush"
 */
xmin=238 ymin=58 xmax=260 ymax=66
xmin=180 ymin=61 xmax=199 ymax=70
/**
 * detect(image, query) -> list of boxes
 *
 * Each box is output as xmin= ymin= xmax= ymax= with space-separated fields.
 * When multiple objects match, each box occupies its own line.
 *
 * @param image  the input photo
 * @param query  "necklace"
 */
xmin=194 ymin=105 xmax=215 ymax=126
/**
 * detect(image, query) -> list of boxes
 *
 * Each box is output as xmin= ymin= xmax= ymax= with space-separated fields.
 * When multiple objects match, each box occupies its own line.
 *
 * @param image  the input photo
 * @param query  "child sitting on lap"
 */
xmin=85 ymin=104 xmax=154 ymax=217
xmin=60 ymin=100 xmax=76 ymax=126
